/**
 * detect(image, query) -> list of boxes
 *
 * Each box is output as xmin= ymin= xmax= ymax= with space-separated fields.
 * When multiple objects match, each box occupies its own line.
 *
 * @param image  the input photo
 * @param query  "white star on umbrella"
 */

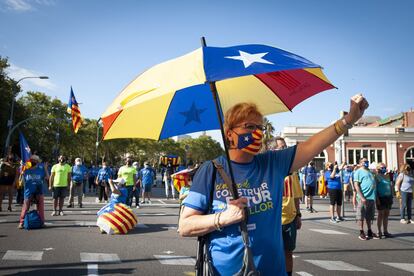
xmin=225 ymin=50 xmax=274 ymax=68
xmin=244 ymin=136 xmax=250 ymax=142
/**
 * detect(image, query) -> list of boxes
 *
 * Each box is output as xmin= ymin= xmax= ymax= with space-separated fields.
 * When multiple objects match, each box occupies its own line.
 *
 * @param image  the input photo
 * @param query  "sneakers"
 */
xmin=383 ymin=232 xmax=392 ymax=238
xmin=59 ymin=211 xmax=64 ymax=216
xmin=148 ymin=200 xmax=152 ymax=205
xmin=79 ymin=203 xmax=83 ymax=208
xmin=400 ymin=219 xmax=408 ymax=224
xmin=51 ymin=211 xmax=58 ymax=216
xmin=306 ymin=207 xmax=311 ymax=212
xmin=18 ymin=223 xmax=23 ymax=229
xmin=330 ymin=218 xmax=338 ymax=223
xmin=136 ymin=205 xmax=140 ymax=209
xmin=335 ymin=216 xmax=344 ymax=222
xmin=140 ymin=201 xmax=145 ymax=204
xmin=7 ymin=206 xmax=12 ymax=212
xmin=367 ymin=230 xmax=380 ymax=240
xmin=359 ymin=231 xmax=367 ymax=240
xmin=67 ymin=204 xmax=74 ymax=208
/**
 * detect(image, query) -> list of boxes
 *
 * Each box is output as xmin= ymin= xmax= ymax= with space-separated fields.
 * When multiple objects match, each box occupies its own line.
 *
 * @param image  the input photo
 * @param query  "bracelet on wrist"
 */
xmin=214 ymin=212 xmax=223 ymax=231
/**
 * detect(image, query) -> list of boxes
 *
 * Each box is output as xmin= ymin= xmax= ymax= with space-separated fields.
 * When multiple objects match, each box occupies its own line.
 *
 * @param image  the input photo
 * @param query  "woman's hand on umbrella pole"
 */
xmin=347 ymin=93 xmax=369 ymax=124
xmin=221 ymin=197 xmax=248 ymax=226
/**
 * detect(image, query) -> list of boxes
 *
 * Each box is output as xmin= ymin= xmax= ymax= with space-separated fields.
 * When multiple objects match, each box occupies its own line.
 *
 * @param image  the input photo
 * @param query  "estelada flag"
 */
xmin=171 ymin=168 xmax=193 ymax=192
xmin=159 ymin=155 xmax=181 ymax=166
xmin=67 ymin=86 xmax=83 ymax=133
xmin=97 ymin=203 xmax=138 ymax=235
xmin=19 ymin=131 xmax=32 ymax=170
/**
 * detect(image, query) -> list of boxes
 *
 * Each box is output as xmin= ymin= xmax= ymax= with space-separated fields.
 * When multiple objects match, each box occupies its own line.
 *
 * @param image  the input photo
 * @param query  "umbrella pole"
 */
xmin=201 ymin=37 xmax=258 ymax=274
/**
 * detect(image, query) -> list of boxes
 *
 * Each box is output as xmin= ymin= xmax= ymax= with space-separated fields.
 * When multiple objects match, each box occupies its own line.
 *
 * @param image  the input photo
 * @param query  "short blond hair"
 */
xmin=224 ymin=103 xmax=263 ymax=133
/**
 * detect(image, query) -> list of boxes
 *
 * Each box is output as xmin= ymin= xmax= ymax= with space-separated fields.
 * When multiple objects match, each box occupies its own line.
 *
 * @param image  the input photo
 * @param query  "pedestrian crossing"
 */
xmin=2 ymin=250 xmax=414 ymax=274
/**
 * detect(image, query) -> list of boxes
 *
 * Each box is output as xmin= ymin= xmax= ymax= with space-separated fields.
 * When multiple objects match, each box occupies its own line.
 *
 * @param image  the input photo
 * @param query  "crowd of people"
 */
xmin=0 ymin=153 xmax=189 ymax=229
xmin=1 ymin=94 xmax=414 ymax=275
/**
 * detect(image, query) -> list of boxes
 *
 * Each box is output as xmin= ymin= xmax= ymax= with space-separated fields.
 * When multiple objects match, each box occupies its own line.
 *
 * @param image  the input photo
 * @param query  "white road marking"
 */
xmin=154 ymin=255 xmax=195 ymax=266
xmin=381 ymin=262 xmax=414 ymax=273
xmin=0 ymin=219 xmax=7 ymax=223
xmin=162 ymin=251 xmax=174 ymax=255
xmin=75 ymin=221 xmax=97 ymax=226
xmin=305 ymin=260 xmax=369 ymax=271
xmin=81 ymin=211 xmax=92 ymax=214
xmin=87 ymin=264 xmax=99 ymax=276
xmin=135 ymin=223 xmax=149 ymax=228
xmin=42 ymin=248 xmax=54 ymax=251
xmin=309 ymin=229 xmax=348 ymax=235
xmin=293 ymin=255 xmax=299 ymax=258
xmin=158 ymin=199 xmax=166 ymax=205
xmin=2 ymin=250 xmax=43 ymax=261
xmin=80 ymin=253 xmax=121 ymax=263
xmin=296 ymin=272 xmax=313 ymax=276
xmin=44 ymin=222 xmax=53 ymax=226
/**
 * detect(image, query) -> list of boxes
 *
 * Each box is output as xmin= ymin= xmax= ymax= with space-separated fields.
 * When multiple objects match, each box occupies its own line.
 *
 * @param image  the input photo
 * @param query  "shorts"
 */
xmin=377 ymin=196 xmax=393 ymax=210
xmin=0 ymin=176 xmax=15 ymax=186
xmin=356 ymin=199 xmax=375 ymax=221
xmin=328 ymin=189 xmax=342 ymax=206
xmin=143 ymin=184 xmax=152 ymax=193
xmin=282 ymin=220 xmax=297 ymax=251
xmin=305 ymin=185 xmax=316 ymax=196
xmin=52 ymin=187 xmax=67 ymax=199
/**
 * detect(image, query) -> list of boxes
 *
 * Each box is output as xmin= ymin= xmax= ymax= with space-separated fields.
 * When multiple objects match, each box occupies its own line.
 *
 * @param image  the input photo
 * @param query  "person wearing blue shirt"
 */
xmin=68 ymin=158 xmax=88 ymax=208
xmin=179 ymin=95 xmax=369 ymax=276
xmin=303 ymin=162 xmax=317 ymax=212
xmin=139 ymin=162 xmax=156 ymax=204
xmin=354 ymin=158 xmax=378 ymax=240
xmin=324 ymin=162 xmax=343 ymax=223
xmin=18 ymin=155 xmax=46 ymax=229
xmin=96 ymin=162 xmax=112 ymax=203
xmin=341 ymin=164 xmax=353 ymax=203
xmin=375 ymin=163 xmax=393 ymax=238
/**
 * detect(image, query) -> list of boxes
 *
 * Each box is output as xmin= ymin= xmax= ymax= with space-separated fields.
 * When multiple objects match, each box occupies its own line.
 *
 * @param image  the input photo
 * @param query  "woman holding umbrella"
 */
xmin=179 ymin=94 xmax=369 ymax=275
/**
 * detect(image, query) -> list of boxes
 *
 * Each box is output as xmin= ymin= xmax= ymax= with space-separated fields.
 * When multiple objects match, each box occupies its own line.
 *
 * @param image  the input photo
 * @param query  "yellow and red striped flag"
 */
xmin=67 ymin=86 xmax=83 ymax=133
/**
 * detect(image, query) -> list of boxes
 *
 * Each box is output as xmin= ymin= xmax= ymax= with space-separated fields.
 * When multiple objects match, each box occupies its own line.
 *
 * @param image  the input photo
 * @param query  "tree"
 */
xmin=262 ymin=117 xmax=275 ymax=150
xmin=180 ymin=135 xmax=224 ymax=164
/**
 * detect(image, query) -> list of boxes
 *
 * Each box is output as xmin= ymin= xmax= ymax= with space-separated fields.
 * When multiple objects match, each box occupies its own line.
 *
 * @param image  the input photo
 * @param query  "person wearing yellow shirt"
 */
xmin=49 ymin=155 xmax=71 ymax=216
xmin=273 ymin=137 xmax=303 ymax=276
xmin=117 ymin=157 xmax=137 ymax=207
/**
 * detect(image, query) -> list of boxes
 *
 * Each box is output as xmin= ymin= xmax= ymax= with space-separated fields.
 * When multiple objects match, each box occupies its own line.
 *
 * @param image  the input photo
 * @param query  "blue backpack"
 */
xmin=23 ymin=210 xmax=42 ymax=230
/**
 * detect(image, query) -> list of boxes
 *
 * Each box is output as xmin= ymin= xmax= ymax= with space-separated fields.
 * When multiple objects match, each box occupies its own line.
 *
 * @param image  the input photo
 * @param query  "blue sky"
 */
xmin=1 ymin=0 xmax=413 ymax=143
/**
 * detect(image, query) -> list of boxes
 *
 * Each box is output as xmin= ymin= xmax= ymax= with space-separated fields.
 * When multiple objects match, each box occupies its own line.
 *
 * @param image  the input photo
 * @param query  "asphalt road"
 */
xmin=1 ymin=186 xmax=413 ymax=276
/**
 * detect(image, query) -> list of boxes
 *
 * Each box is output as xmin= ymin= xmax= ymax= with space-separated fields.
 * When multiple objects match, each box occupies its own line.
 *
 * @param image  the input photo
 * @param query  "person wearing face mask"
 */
xmin=117 ymin=157 xmax=137 ymax=207
xmin=395 ymin=163 xmax=414 ymax=224
xmin=375 ymin=163 xmax=393 ymax=238
xmin=95 ymin=161 xmax=111 ymax=203
xmin=341 ymin=164 xmax=353 ymax=202
xmin=179 ymin=93 xmax=369 ymax=275
xmin=49 ymin=155 xmax=71 ymax=216
xmin=139 ymin=161 xmax=156 ymax=204
xmin=324 ymin=162 xmax=344 ymax=223
xmin=18 ymin=155 xmax=46 ymax=229
xmin=68 ymin=158 xmax=88 ymax=208
xmin=353 ymin=158 xmax=378 ymax=240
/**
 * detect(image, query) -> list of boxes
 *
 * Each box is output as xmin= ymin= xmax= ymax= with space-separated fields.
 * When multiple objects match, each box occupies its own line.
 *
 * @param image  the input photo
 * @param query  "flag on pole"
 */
xmin=171 ymin=168 xmax=193 ymax=192
xmin=19 ymin=132 xmax=32 ymax=170
xmin=67 ymin=86 xmax=83 ymax=133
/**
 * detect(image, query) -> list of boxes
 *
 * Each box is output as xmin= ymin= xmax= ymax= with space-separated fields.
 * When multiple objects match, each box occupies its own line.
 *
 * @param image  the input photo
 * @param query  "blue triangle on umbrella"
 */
xmin=159 ymin=84 xmax=221 ymax=140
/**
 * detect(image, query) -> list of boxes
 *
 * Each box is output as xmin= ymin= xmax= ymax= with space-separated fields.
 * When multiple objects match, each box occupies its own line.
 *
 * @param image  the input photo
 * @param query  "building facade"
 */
xmin=282 ymin=111 xmax=414 ymax=171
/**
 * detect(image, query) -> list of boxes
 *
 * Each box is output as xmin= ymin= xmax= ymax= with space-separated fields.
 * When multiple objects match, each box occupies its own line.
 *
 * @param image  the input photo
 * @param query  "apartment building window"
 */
xmin=347 ymin=148 xmax=384 ymax=165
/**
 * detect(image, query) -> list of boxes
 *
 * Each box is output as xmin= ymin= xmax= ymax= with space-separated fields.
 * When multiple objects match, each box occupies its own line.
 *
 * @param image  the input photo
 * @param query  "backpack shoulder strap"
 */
xmin=212 ymin=159 xmax=235 ymax=199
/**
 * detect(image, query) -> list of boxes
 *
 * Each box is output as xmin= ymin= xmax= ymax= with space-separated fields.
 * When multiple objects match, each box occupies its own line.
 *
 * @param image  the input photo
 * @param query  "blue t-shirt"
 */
xmin=376 ymin=174 xmax=392 ymax=197
xmin=97 ymin=167 xmax=112 ymax=182
xmin=183 ymin=146 xmax=296 ymax=276
xmin=139 ymin=167 xmax=155 ymax=186
xmin=325 ymin=170 xmax=341 ymax=190
xmin=23 ymin=166 xmax=45 ymax=198
xmin=110 ymin=186 xmax=128 ymax=204
xmin=72 ymin=165 xmax=87 ymax=182
xmin=353 ymin=168 xmax=376 ymax=200
xmin=304 ymin=166 xmax=317 ymax=186
xmin=341 ymin=169 xmax=352 ymax=184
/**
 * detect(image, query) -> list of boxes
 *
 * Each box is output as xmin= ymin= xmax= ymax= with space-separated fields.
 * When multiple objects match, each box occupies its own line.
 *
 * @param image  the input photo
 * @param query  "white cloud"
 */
xmin=2 ymin=0 xmax=55 ymax=12
xmin=3 ymin=0 xmax=32 ymax=11
xmin=7 ymin=63 xmax=56 ymax=91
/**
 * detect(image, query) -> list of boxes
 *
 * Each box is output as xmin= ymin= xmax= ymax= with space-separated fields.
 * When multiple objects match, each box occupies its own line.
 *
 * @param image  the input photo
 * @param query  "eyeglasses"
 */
xmin=234 ymin=123 xmax=265 ymax=132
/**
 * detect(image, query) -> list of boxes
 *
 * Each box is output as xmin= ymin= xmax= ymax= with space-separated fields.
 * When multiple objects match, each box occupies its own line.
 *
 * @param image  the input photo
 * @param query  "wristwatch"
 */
xmin=341 ymin=117 xmax=353 ymax=129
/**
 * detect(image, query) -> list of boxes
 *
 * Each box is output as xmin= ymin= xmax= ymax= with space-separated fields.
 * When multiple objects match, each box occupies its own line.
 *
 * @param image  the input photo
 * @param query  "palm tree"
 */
xmin=262 ymin=117 xmax=275 ymax=151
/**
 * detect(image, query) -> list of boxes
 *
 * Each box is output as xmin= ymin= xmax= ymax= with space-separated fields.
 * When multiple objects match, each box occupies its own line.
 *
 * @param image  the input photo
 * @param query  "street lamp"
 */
xmin=4 ymin=76 xmax=49 ymax=156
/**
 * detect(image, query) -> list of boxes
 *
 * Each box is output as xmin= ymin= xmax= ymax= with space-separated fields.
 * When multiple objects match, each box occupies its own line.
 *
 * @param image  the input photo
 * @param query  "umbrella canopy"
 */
xmin=101 ymin=44 xmax=335 ymax=140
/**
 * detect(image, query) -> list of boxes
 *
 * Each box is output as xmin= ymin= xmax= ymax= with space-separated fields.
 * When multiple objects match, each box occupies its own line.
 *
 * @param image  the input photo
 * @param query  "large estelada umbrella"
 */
xmin=101 ymin=38 xmax=335 ymax=275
